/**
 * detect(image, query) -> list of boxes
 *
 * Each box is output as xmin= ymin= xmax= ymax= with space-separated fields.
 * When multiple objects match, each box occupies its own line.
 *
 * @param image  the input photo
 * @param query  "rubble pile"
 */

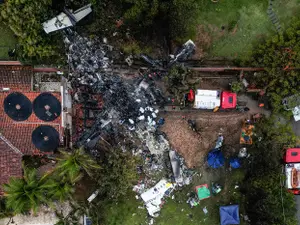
xmin=65 ymin=31 xmax=196 ymax=217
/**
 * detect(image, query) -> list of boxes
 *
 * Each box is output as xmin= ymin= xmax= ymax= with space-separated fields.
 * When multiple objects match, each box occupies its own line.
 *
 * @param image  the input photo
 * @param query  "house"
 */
xmin=0 ymin=66 xmax=66 ymax=194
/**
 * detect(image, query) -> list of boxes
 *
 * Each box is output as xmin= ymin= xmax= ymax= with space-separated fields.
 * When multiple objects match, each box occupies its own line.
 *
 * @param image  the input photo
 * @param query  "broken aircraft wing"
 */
xmin=43 ymin=4 xmax=92 ymax=34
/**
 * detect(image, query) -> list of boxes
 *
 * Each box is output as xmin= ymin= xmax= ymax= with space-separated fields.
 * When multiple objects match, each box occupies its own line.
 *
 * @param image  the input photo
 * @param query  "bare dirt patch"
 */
xmin=192 ymin=25 xmax=213 ymax=59
xmin=160 ymin=111 xmax=247 ymax=168
xmin=198 ymin=78 xmax=234 ymax=90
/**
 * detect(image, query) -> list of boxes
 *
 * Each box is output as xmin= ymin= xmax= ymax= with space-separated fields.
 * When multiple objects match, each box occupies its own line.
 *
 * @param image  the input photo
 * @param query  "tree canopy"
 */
xmin=55 ymin=148 xmax=101 ymax=183
xmin=3 ymin=166 xmax=55 ymax=214
xmin=249 ymin=18 xmax=300 ymax=114
xmin=243 ymin=117 xmax=298 ymax=225
xmin=0 ymin=0 xmax=58 ymax=59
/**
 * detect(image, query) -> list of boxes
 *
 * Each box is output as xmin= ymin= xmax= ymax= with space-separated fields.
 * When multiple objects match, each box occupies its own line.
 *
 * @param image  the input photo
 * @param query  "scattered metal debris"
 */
xmin=65 ymin=31 xmax=196 ymax=218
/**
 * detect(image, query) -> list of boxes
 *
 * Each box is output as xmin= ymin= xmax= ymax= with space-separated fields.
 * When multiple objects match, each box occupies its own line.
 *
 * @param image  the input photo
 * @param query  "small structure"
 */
xmin=195 ymin=184 xmax=211 ymax=200
xmin=220 ymin=205 xmax=240 ymax=225
xmin=140 ymin=179 xmax=174 ymax=217
xmin=221 ymin=91 xmax=237 ymax=109
xmin=194 ymin=89 xmax=221 ymax=109
xmin=207 ymin=149 xmax=225 ymax=168
xmin=43 ymin=4 xmax=92 ymax=34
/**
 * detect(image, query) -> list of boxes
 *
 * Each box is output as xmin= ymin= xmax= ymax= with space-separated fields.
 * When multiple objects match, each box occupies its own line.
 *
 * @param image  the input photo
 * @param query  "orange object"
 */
xmin=116 ymin=19 xmax=123 ymax=28
xmin=213 ymin=106 xmax=219 ymax=112
xmin=259 ymin=103 xmax=264 ymax=108
xmin=292 ymin=168 xmax=298 ymax=189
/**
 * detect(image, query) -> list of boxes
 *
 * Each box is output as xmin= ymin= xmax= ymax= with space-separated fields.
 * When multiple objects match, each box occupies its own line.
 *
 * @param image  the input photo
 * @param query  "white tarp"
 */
xmin=141 ymin=179 xmax=174 ymax=217
xmin=285 ymin=163 xmax=300 ymax=189
xmin=194 ymin=89 xmax=220 ymax=109
xmin=292 ymin=106 xmax=300 ymax=121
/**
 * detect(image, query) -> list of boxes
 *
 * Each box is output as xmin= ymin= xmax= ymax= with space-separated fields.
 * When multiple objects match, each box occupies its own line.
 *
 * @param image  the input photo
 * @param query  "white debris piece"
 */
xmin=43 ymin=4 xmax=92 ymax=34
xmin=136 ymin=99 xmax=141 ymax=103
xmin=238 ymin=147 xmax=247 ymax=158
xmin=138 ymin=115 xmax=145 ymax=121
xmin=152 ymin=113 xmax=157 ymax=118
xmin=87 ymin=190 xmax=99 ymax=203
xmin=139 ymin=107 xmax=145 ymax=113
xmin=141 ymin=179 xmax=175 ymax=217
xmin=129 ymin=119 xmax=135 ymax=124
xmin=139 ymin=80 xmax=149 ymax=90
xmin=154 ymin=109 xmax=159 ymax=114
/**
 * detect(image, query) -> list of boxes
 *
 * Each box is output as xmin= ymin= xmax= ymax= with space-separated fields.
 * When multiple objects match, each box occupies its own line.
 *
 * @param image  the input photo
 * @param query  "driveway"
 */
xmin=292 ymin=120 xmax=300 ymax=137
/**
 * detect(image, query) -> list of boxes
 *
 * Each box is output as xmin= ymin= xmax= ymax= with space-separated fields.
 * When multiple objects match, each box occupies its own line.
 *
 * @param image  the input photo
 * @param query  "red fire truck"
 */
xmin=284 ymin=148 xmax=300 ymax=194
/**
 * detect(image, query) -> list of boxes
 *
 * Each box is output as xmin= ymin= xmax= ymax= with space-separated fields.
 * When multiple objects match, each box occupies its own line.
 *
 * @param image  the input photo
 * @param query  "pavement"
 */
xmin=292 ymin=119 xmax=300 ymax=225
xmin=295 ymin=195 xmax=300 ymax=225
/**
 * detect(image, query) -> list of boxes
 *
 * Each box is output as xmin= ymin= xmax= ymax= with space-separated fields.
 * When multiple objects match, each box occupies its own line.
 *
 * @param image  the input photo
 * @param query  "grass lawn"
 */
xmin=196 ymin=0 xmax=300 ymax=60
xmin=0 ymin=22 xmax=17 ymax=60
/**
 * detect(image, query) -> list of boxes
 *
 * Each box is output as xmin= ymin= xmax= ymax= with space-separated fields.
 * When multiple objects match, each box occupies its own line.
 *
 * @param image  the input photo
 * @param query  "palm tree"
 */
xmin=3 ymin=166 xmax=56 ymax=214
xmin=55 ymin=148 xmax=101 ymax=183
xmin=48 ymin=179 xmax=74 ymax=202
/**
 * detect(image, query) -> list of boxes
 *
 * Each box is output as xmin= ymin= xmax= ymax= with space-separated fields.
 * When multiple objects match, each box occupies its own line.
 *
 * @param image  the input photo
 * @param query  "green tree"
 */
xmin=0 ymin=0 xmax=59 ymax=59
xmin=96 ymin=148 xmax=140 ymax=199
xmin=0 ymin=198 xmax=13 ymax=219
xmin=3 ymin=166 xmax=55 ymax=214
xmin=243 ymin=117 xmax=298 ymax=225
xmin=55 ymin=148 xmax=101 ymax=183
xmin=47 ymin=179 xmax=74 ymax=202
xmin=248 ymin=17 xmax=300 ymax=114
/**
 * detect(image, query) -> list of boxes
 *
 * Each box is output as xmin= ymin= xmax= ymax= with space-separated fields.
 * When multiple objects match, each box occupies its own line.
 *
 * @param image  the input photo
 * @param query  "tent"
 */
xmin=195 ymin=184 xmax=211 ymax=200
xmin=230 ymin=158 xmax=241 ymax=169
xmin=220 ymin=205 xmax=240 ymax=225
xmin=207 ymin=149 xmax=225 ymax=168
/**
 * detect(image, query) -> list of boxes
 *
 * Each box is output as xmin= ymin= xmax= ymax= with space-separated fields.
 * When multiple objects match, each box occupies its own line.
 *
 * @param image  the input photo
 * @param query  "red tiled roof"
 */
xmin=0 ymin=92 xmax=62 ymax=155
xmin=0 ymin=65 xmax=63 ymax=193
xmin=0 ymin=66 xmax=33 ymax=92
xmin=0 ymin=138 xmax=22 ymax=195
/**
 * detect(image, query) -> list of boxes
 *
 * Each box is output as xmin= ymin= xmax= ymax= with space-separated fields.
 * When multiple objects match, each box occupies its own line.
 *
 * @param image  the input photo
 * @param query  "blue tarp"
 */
xmin=220 ymin=205 xmax=240 ymax=225
xmin=230 ymin=158 xmax=241 ymax=169
xmin=207 ymin=149 xmax=225 ymax=168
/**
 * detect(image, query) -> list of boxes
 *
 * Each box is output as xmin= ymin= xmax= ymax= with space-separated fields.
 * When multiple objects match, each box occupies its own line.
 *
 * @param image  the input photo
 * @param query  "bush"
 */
xmin=230 ymin=81 xmax=243 ymax=93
